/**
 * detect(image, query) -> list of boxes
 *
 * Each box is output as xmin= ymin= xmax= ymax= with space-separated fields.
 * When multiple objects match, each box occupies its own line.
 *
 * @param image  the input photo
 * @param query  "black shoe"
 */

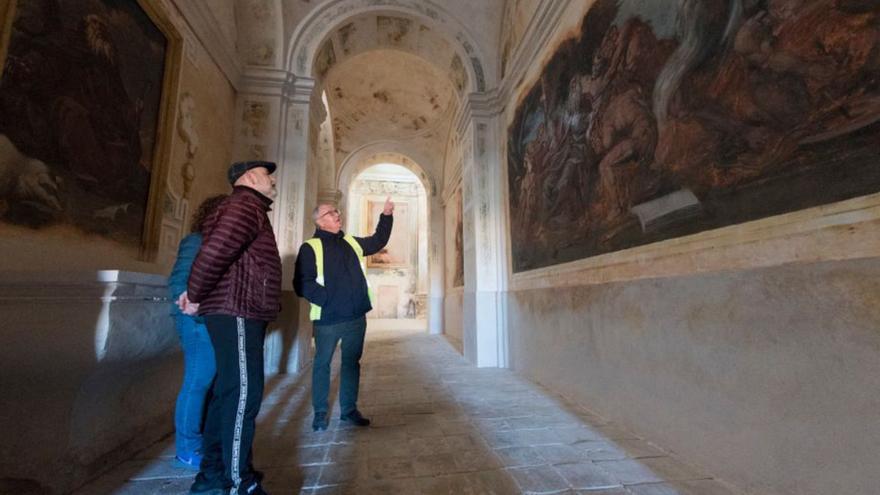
xmin=238 ymin=481 xmax=270 ymax=495
xmin=189 ymin=473 xmax=226 ymax=494
xmin=340 ymin=409 xmax=371 ymax=427
xmin=312 ymin=412 xmax=328 ymax=431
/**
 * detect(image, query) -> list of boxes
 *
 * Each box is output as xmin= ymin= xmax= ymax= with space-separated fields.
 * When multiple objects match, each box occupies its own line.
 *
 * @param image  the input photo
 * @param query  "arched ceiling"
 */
xmin=313 ymin=12 xmax=470 ymax=94
xmin=323 ymin=49 xmax=457 ymax=164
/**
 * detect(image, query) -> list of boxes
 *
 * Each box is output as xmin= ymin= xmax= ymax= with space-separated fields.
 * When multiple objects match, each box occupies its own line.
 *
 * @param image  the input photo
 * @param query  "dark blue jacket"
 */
xmin=168 ymin=233 xmax=203 ymax=322
xmin=293 ymin=214 xmax=392 ymax=326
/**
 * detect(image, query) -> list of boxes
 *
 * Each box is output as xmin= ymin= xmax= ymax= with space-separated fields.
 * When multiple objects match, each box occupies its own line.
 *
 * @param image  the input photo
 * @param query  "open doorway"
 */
xmin=345 ymin=162 xmax=428 ymax=331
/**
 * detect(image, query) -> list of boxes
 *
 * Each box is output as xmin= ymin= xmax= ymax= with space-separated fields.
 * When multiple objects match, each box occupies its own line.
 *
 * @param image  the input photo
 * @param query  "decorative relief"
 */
xmin=177 ymin=93 xmax=199 ymax=198
xmin=377 ymin=16 xmax=412 ymax=47
xmin=290 ymin=109 xmax=305 ymax=137
xmin=248 ymin=144 xmax=266 ymax=160
xmin=248 ymin=42 xmax=274 ymax=66
xmin=285 ymin=181 xmax=298 ymax=249
xmin=353 ymin=180 xmax=420 ymax=196
xmin=241 ymin=101 xmax=269 ymax=138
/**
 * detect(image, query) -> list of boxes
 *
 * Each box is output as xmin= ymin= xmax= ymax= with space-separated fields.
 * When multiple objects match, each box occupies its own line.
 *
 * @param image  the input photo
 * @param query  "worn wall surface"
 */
xmin=507 ymin=256 xmax=880 ymax=495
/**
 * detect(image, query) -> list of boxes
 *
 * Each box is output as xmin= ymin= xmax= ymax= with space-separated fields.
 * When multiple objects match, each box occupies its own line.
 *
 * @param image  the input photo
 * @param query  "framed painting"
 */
xmin=0 ymin=0 xmax=181 ymax=260
xmin=507 ymin=0 xmax=880 ymax=273
xmin=366 ymin=198 xmax=409 ymax=268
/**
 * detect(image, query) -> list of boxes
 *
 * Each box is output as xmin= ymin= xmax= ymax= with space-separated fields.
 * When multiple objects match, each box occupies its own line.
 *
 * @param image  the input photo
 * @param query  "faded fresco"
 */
xmin=508 ymin=0 xmax=880 ymax=272
xmin=367 ymin=199 xmax=410 ymax=268
xmin=0 ymin=0 xmax=166 ymax=245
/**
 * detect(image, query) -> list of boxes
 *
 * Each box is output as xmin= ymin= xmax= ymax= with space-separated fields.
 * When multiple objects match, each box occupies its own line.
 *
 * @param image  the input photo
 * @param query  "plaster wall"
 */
xmin=507 ymin=256 xmax=880 ymax=495
xmin=0 ymin=272 xmax=179 ymax=494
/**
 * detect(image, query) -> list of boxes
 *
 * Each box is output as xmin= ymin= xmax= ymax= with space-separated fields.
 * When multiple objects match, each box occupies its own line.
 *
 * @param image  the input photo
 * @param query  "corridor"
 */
xmin=75 ymin=330 xmax=740 ymax=495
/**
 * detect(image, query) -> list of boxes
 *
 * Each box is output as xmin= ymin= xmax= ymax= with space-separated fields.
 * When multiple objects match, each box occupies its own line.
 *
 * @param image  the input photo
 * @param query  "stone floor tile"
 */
xmin=594 ymin=459 xmax=665 ymax=485
xmin=639 ymin=457 xmax=709 ymax=482
xmin=671 ymin=479 xmax=743 ymax=495
xmin=627 ymin=482 xmax=682 ymax=495
xmin=494 ymin=446 xmax=547 ymax=468
xmin=573 ymin=487 xmax=631 ymax=495
xmin=414 ymin=473 xmax=482 ymax=495
xmin=318 ymin=460 xmax=368 ymax=485
xmin=573 ymin=440 xmax=629 ymax=461
xmin=554 ymin=462 xmax=622 ymax=490
xmin=366 ymin=455 xmax=415 ymax=480
xmin=507 ymin=465 xmax=571 ymax=493
xmin=614 ymin=438 xmax=668 ymax=459
xmin=469 ymin=469 xmax=524 ymax=495
xmin=411 ymin=453 xmax=460 ymax=476
xmin=537 ymin=444 xmax=589 ymax=465
xmin=75 ymin=329 xmax=742 ymax=495
xmin=594 ymin=423 xmax=642 ymax=441
xmin=261 ymin=465 xmax=321 ymax=492
xmin=453 ymin=447 xmax=504 ymax=472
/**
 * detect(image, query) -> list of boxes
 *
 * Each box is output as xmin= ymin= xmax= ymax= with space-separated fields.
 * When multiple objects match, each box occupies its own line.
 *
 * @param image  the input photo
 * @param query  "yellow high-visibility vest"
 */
xmin=305 ymin=235 xmax=375 ymax=321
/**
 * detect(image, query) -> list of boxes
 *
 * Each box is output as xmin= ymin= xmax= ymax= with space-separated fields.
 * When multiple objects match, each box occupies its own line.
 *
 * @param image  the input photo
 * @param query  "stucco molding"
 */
xmin=497 ymin=0 xmax=572 ymax=104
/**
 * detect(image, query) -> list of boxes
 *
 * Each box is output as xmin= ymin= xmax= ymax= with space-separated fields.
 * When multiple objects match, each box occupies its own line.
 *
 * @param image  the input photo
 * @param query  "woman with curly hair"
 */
xmin=167 ymin=194 xmax=227 ymax=469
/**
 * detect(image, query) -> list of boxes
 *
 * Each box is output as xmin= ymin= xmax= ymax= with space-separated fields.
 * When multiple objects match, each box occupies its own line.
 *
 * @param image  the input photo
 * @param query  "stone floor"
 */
xmin=75 ymin=329 xmax=742 ymax=495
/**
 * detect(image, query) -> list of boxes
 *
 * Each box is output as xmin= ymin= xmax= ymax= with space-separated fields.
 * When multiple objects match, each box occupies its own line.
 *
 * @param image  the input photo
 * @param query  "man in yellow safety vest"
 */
xmin=293 ymin=197 xmax=394 ymax=431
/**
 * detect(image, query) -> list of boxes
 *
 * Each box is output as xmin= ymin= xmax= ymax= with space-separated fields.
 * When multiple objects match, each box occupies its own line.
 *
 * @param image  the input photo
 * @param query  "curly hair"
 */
xmin=190 ymin=194 xmax=227 ymax=233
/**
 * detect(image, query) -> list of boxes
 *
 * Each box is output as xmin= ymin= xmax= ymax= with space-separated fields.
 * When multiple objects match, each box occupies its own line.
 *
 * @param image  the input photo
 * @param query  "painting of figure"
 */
xmin=508 ymin=0 xmax=880 ymax=272
xmin=367 ymin=199 xmax=410 ymax=268
xmin=0 ymin=0 xmax=167 ymax=245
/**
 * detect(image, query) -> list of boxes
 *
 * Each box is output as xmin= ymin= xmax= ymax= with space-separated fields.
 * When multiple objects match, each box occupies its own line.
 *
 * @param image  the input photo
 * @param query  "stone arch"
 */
xmin=337 ymin=141 xmax=437 ymax=200
xmin=286 ymin=0 xmax=488 ymax=93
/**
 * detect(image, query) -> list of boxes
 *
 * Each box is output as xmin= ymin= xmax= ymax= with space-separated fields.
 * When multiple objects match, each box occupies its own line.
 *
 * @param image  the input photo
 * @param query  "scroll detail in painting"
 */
xmin=507 ymin=0 xmax=880 ymax=272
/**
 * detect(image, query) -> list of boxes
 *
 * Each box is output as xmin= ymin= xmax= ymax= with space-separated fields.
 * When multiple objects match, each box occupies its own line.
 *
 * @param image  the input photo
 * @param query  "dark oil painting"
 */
xmin=507 ymin=0 xmax=880 ymax=272
xmin=0 ymin=0 xmax=166 ymax=245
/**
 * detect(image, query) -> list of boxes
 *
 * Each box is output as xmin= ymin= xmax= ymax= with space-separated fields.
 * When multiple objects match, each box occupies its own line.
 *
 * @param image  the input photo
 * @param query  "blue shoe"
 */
xmin=175 ymin=453 xmax=202 ymax=470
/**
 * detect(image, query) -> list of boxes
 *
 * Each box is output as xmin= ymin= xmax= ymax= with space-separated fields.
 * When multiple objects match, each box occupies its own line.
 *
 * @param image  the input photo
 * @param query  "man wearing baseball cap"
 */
xmin=179 ymin=160 xmax=281 ymax=495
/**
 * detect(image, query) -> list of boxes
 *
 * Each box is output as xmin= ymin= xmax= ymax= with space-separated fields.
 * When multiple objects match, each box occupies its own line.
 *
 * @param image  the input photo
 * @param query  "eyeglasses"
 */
xmin=318 ymin=209 xmax=341 ymax=219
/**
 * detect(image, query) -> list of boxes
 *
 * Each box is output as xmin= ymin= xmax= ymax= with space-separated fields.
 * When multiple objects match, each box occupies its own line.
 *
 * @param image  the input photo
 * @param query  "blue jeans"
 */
xmin=174 ymin=315 xmax=216 ymax=458
xmin=312 ymin=316 xmax=366 ymax=415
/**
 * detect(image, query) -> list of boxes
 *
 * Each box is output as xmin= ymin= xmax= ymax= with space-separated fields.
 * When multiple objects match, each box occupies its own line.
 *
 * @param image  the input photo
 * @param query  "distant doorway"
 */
xmin=346 ymin=163 xmax=428 ymax=331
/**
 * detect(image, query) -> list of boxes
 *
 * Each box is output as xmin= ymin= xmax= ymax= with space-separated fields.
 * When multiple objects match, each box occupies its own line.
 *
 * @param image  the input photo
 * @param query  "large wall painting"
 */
xmin=507 ymin=0 xmax=880 ymax=273
xmin=0 ymin=0 xmax=167 ymax=246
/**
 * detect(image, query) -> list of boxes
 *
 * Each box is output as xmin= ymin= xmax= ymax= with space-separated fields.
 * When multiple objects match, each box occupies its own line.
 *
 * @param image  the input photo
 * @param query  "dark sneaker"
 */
xmin=175 ymin=453 xmax=201 ymax=470
xmin=312 ymin=411 xmax=328 ymax=431
xmin=339 ymin=409 xmax=371 ymax=427
xmin=239 ymin=481 xmax=270 ymax=495
xmin=189 ymin=472 xmax=226 ymax=494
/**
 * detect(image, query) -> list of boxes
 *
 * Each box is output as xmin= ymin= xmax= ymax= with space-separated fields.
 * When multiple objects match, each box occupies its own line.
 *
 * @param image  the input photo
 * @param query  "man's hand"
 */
xmin=177 ymin=291 xmax=200 ymax=316
xmin=383 ymin=196 xmax=394 ymax=215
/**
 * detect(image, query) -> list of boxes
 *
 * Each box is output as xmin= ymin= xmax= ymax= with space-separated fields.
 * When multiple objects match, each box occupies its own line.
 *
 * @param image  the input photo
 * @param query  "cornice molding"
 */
xmin=498 ymin=0 xmax=572 ymax=106
xmin=289 ymin=76 xmax=317 ymax=105
xmin=172 ymin=0 xmax=243 ymax=90
xmin=240 ymin=68 xmax=294 ymax=97
xmin=454 ymin=88 xmax=505 ymax=136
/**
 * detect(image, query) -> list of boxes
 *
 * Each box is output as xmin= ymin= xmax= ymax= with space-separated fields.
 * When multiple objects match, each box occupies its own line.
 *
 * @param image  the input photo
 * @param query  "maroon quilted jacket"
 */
xmin=187 ymin=186 xmax=282 ymax=321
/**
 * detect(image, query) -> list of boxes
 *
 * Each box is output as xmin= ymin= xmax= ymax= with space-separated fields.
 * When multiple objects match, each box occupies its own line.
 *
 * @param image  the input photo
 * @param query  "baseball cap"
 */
xmin=227 ymin=160 xmax=277 ymax=185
